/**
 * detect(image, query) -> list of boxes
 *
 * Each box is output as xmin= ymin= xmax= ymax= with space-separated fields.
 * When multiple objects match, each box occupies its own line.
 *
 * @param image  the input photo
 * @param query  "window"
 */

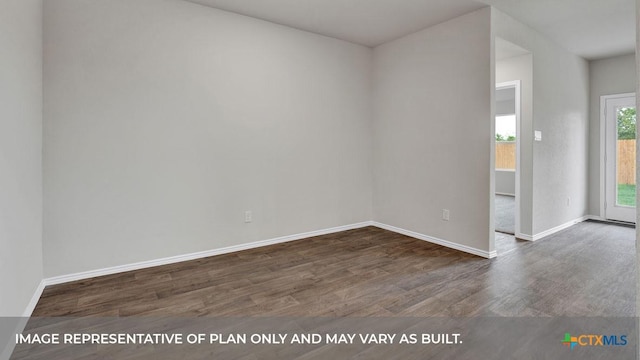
xmin=495 ymin=115 xmax=516 ymax=170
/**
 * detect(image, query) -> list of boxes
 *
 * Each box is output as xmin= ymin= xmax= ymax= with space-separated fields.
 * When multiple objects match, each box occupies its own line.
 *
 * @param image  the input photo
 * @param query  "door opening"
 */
xmin=602 ymin=93 xmax=636 ymax=223
xmin=494 ymin=81 xmax=521 ymax=238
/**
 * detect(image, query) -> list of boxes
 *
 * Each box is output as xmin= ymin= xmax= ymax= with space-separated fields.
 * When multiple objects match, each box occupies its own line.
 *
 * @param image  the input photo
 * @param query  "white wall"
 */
xmin=495 ymin=87 xmax=515 ymax=116
xmin=0 ymin=0 xmax=43 ymax=316
xmin=496 ymin=53 xmax=533 ymax=234
xmin=43 ymin=0 xmax=373 ymax=277
xmin=373 ymin=8 xmax=493 ymax=254
xmin=495 ymin=170 xmax=515 ymax=195
xmin=635 ymin=0 xmax=640 ymax=321
xmin=493 ymin=9 xmax=590 ymax=235
xmin=588 ymin=53 xmax=636 ymax=216
xmin=496 ymin=100 xmax=515 ymax=116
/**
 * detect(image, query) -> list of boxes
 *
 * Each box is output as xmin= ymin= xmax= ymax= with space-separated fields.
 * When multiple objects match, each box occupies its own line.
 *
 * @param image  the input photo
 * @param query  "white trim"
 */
xmin=496 ymin=81 xmax=522 ymax=238
xmin=600 ymin=92 xmax=636 ymax=220
xmin=37 ymin=217 xmax=592 ymax=288
xmin=23 ymin=280 xmax=45 ymax=317
xmin=528 ymin=216 xmax=590 ymax=241
xmin=1 ymin=284 xmax=43 ymax=360
xmin=585 ymin=214 xmax=635 ymax=226
xmin=372 ymin=222 xmax=496 ymax=259
xmin=599 ymin=95 xmax=607 ymax=218
xmin=515 ymin=233 xmax=533 ymax=241
xmin=586 ymin=215 xmax=607 ymax=222
xmin=1 ymin=282 xmax=46 ymax=360
xmin=41 ymin=220 xmax=502 ymax=287
xmin=44 ymin=222 xmax=374 ymax=286
xmin=495 ymin=192 xmax=515 ymax=197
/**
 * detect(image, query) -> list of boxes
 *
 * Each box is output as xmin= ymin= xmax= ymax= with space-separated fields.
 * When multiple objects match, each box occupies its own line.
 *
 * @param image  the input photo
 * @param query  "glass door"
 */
xmin=605 ymin=94 xmax=636 ymax=223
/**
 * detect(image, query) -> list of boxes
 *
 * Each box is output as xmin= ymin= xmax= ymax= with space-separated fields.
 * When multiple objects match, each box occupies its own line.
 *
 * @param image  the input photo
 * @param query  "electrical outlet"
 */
xmin=566 ymin=197 xmax=571 ymax=207
xmin=245 ymin=211 xmax=252 ymax=223
xmin=442 ymin=209 xmax=450 ymax=221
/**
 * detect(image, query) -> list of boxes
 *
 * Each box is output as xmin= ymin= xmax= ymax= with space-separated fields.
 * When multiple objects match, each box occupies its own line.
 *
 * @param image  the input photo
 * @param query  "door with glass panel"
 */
xmin=604 ymin=94 xmax=636 ymax=223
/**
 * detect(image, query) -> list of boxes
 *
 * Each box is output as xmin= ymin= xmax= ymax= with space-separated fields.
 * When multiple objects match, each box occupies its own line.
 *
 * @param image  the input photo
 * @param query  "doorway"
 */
xmin=495 ymin=81 xmax=520 ymax=236
xmin=602 ymin=93 xmax=636 ymax=223
xmin=493 ymin=37 xmax=531 ymax=256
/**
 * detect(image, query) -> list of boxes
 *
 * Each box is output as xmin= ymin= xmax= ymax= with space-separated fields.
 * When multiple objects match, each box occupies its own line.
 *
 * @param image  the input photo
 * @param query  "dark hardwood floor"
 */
xmin=494 ymin=232 xmax=528 ymax=255
xmin=32 ymin=221 xmax=635 ymax=318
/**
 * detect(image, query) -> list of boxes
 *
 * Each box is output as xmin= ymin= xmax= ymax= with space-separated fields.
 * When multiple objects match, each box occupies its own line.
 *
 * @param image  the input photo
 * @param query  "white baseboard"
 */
xmin=515 ymin=233 xmax=533 ymax=241
xmin=585 ymin=215 xmax=635 ymax=226
xmin=23 ymin=280 xmax=45 ymax=317
xmin=44 ymin=221 xmax=374 ymax=286
xmin=586 ymin=215 xmax=607 ymax=222
xmin=43 ymin=220 xmax=498 ymax=288
xmin=527 ymin=215 xmax=589 ymax=241
xmin=495 ymin=192 xmax=515 ymax=197
xmin=372 ymin=222 xmax=496 ymax=259
xmin=38 ymin=216 xmax=594 ymax=288
xmin=1 ymin=281 xmax=46 ymax=360
xmin=1 ymin=282 xmax=43 ymax=360
xmin=49 ymin=215 xmax=588 ymax=288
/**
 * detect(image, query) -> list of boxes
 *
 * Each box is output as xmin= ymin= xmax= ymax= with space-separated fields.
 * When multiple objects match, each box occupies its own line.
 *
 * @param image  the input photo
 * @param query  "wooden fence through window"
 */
xmin=495 ymin=139 xmax=636 ymax=186
xmin=617 ymin=139 xmax=636 ymax=185
xmin=495 ymin=142 xmax=515 ymax=170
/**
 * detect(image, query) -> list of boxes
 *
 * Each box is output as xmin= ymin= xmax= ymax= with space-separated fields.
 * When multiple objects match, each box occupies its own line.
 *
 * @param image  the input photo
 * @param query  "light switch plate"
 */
xmin=534 ymin=131 xmax=542 ymax=142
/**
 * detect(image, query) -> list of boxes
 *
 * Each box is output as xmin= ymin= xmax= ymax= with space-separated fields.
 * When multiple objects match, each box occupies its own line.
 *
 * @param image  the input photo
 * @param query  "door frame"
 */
xmin=496 ymin=80 xmax=521 ymax=236
xmin=599 ymin=92 xmax=636 ymax=222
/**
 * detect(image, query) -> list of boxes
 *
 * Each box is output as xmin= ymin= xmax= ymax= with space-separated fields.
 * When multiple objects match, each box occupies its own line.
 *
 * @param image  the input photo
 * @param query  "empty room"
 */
xmin=1 ymin=0 xmax=638 ymax=358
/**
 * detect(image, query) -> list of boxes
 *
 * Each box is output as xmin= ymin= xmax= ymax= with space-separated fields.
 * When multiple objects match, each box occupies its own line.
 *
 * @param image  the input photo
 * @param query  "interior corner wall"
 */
xmin=0 ymin=0 xmax=43 ymax=316
xmin=588 ymin=53 xmax=636 ymax=217
xmin=43 ymin=0 xmax=373 ymax=277
xmin=492 ymin=8 xmax=590 ymax=235
xmin=496 ymin=53 xmax=533 ymax=235
xmin=372 ymin=8 xmax=493 ymax=253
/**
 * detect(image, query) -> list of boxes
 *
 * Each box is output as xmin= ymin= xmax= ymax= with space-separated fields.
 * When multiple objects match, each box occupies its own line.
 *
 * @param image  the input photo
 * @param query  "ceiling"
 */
xmin=187 ymin=0 xmax=485 ymax=48
xmin=187 ymin=0 xmax=636 ymax=60
xmin=483 ymin=0 xmax=636 ymax=60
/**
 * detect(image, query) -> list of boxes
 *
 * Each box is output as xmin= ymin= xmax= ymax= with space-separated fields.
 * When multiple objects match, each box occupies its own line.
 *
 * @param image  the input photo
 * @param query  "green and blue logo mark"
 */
xmin=561 ymin=333 xmax=578 ymax=350
xmin=561 ymin=332 xmax=627 ymax=350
